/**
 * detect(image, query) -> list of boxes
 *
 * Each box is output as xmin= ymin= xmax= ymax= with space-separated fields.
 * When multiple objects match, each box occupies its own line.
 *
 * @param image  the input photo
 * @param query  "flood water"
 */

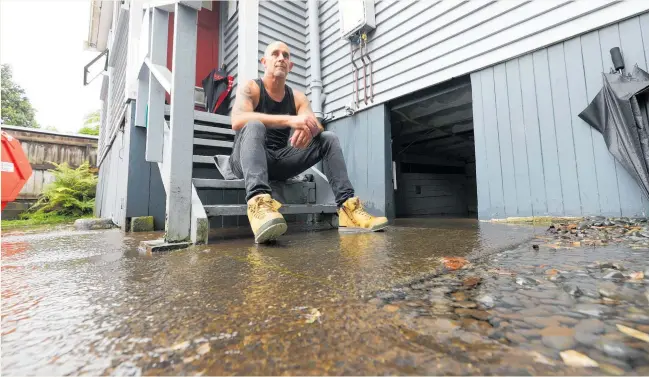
xmin=3 ymin=219 xmax=638 ymax=375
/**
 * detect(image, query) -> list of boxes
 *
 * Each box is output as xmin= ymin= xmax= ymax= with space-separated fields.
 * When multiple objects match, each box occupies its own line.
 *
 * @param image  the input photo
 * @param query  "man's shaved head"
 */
xmin=264 ymin=41 xmax=290 ymax=57
xmin=261 ymin=41 xmax=293 ymax=79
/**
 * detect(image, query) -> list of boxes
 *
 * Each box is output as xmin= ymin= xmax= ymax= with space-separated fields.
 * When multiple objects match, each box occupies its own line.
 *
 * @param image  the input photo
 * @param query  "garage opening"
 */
xmin=389 ymin=75 xmax=477 ymax=219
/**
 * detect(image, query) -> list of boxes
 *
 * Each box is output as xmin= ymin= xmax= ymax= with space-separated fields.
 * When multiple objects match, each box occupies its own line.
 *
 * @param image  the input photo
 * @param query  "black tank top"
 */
xmin=254 ymin=78 xmax=297 ymax=150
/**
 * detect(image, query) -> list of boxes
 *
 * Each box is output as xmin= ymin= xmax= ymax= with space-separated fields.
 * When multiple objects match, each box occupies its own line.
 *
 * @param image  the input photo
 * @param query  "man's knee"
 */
xmin=318 ymin=131 xmax=340 ymax=147
xmin=241 ymin=120 xmax=266 ymax=135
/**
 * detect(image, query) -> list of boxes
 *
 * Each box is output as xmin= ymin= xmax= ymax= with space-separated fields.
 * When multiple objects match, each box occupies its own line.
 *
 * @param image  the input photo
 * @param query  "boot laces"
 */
xmin=250 ymin=197 xmax=279 ymax=219
xmin=349 ymin=198 xmax=372 ymax=220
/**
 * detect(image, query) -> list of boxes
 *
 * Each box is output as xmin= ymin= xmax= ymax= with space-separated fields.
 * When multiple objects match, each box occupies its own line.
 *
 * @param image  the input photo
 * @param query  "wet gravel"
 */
xmin=367 ymin=217 xmax=649 ymax=375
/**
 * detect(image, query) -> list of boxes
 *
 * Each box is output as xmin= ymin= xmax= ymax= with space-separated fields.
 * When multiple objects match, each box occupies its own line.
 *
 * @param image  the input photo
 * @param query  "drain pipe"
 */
xmin=307 ymin=0 xmax=324 ymax=122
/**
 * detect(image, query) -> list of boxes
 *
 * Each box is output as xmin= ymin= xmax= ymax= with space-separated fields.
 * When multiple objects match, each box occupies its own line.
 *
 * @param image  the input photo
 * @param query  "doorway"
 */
xmin=389 ymin=75 xmax=477 ymax=218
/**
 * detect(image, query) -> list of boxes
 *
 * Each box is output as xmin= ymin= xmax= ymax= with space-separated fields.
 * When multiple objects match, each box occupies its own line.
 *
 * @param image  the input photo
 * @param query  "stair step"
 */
xmin=193 ymin=178 xmax=316 ymax=189
xmin=194 ymin=138 xmax=233 ymax=148
xmin=193 ymin=155 xmax=215 ymax=164
xmin=204 ymin=204 xmax=338 ymax=217
xmin=194 ymin=178 xmax=245 ymax=189
xmin=164 ymin=105 xmax=231 ymax=125
xmin=194 ymin=124 xmax=235 ymax=135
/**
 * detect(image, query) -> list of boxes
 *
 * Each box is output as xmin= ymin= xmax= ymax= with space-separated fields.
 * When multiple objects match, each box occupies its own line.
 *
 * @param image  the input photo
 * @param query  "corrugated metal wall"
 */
xmin=472 ymin=14 xmax=649 ymax=220
xmin=223 ymin=1 xmax=238 ymax=109
xmin=317 ymin=0 xmax=649 ymax=121
xmin=258 ymin=0 xmax=308 ymax=93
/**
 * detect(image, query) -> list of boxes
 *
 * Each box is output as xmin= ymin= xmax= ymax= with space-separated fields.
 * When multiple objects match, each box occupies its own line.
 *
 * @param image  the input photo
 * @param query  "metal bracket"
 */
xmin=83 ymin=49 xmax=109 ymax=86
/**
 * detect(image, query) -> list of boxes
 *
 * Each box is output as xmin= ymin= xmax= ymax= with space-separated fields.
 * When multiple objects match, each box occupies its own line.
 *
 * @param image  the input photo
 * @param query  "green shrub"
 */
xmin=29 ymin=161 xmax=98 ymax=217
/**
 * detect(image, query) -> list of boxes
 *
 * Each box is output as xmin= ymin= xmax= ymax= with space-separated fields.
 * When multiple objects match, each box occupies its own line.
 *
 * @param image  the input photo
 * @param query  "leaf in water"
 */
xmin=305 ymin=308 xmax=321 ymax=324
xmin=197 ymin=343 xmax=211 ymax=356
xmin=560 ymin=350 xmax=599 ymax=367
xmin=463 ymin=276 xmax=481 ymax=288
xmin=629 ymin=271 xmax=645 ymax=281
xmin=441 ymin=257 xmax=469 ymax=271
xmin=172 ymin=340 xmax=190 ymax=351
xmin=529 ymin=351 xmax=555 ymax=366
xmin=616 ymin=324 xmax=649 ymax=343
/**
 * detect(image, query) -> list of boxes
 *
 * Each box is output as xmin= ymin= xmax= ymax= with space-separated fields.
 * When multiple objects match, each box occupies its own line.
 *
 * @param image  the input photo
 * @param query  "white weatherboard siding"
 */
xmin=258 ymin=0 xmax=308 ymax=93
xmin=317 ymin=0 xmax=649 ymax=120
xmin=472 ymin=14 xmax=649 ymax=220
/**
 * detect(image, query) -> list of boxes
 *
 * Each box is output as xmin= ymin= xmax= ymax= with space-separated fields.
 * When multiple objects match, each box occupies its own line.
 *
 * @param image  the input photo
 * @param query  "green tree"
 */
xmin=78 ymin=110 xmax=100 ymax=135
xmin=1 ymin=64 xmax=39 ymax=128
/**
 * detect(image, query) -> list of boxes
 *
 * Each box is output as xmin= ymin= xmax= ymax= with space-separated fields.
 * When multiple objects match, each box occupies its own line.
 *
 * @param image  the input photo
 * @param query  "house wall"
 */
xmin=95 ymin=103 xmax=166 ymax=229
xmin=124 ymin=102 xmax=166 ymax=230
xmin=472 ymin=14 xmax=649 ymax=220
xmin=222 ymin=1 xmax=238 ymax=110
xmin=316 ymin=0 xmax=649 ymax=121
xmin=325 ymin=104 xmax=394 ymax=218
xmin=95 ymin=126 xmax=127 ymax=226
xmin=396 ymin=173 xmax=468 ymax=217
xmin=258 ymin=0 xmax=308 ymax=93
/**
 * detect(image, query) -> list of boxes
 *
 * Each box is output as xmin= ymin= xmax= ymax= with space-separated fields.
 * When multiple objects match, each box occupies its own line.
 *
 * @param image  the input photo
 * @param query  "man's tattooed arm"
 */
xmin=230 ymin=80 xmax=296 ymax=131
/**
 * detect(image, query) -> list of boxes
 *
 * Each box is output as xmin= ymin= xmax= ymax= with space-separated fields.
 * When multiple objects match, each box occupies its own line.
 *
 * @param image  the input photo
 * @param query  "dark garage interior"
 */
xmin=389 ymin=75 xmax=477 ymax=218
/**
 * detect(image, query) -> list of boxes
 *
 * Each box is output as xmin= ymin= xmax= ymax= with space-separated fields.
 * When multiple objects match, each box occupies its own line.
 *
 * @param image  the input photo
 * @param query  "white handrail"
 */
xmin=144 ymin=59 xmax=172 ymax=93
xmin=135 ymin=0 xmax=198 ymax=243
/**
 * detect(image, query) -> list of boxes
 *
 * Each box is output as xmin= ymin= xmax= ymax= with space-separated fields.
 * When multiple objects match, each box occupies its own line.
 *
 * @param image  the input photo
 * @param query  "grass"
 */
xmin=1 ymin=213 xmax=92 ymax=230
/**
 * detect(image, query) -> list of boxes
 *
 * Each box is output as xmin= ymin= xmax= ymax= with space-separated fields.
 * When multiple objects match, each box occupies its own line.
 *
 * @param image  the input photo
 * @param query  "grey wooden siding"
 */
xmin=223 ymin=3 xmax=238 ymax=110
xmin=325 ymin=104 xmax=394 ymax=218
xmin=125 ymin=118 xmax=166 ymax=230
xmin=317 ymin=0 xmax=649 ymax=121
xmin=472 ymin=14 xmax=649 ymax=220
xmin=258 ymin=0 xmax=308 ymax=93
xmin=96 ymin=130 xmax=127 ymax=226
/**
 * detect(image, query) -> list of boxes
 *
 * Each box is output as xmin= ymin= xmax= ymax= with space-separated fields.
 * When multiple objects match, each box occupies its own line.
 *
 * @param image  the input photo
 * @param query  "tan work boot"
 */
xmin=338 ymin=197 xmax=389 ymax=232
xmin=247 ymin=194 xmax=287 ymax=243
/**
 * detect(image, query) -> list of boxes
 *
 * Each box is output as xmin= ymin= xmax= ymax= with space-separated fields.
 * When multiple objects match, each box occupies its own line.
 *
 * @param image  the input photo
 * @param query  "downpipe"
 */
xmin=307 ymin=0 xmax=324 ymax=121
xmin=349 ymin=42 xmax=360 ymax=110
xmin=360 ymin=38 xmax=368 ymax=105
xmin=362 ymin=35 xmax=374 ymax=103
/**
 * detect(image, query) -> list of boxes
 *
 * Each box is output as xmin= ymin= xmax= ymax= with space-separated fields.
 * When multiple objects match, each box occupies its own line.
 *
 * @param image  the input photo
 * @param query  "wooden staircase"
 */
xmin=164 ymin=106 xmax=338 ymax=243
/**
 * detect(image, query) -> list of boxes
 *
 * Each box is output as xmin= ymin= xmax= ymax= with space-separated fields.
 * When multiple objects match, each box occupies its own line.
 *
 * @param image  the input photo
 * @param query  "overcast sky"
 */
xmin=1 ymin=0 xmax=102 ymax=133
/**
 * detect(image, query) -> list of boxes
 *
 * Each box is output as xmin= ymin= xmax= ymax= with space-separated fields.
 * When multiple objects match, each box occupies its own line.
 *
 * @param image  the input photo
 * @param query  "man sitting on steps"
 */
xmin=229 ymin=41 xmax=388 ymax=243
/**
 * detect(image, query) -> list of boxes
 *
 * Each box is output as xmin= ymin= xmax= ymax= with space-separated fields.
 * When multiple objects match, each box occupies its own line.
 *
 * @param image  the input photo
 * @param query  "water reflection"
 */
xmin=1 ymin=219 xmax=541 ymax=375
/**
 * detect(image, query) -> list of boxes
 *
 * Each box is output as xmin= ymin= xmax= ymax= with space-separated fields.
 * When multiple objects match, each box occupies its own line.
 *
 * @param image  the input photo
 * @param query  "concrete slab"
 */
xmin=138 ymin=238 xmax=190 ymax=253
xmin=74 ymin=218 xmax=115 ymax=230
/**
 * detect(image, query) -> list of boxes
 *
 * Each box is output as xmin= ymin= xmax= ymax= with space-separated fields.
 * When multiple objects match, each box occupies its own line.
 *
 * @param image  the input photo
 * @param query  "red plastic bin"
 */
xmin=1 ymin=131 xmax=33 ymax=211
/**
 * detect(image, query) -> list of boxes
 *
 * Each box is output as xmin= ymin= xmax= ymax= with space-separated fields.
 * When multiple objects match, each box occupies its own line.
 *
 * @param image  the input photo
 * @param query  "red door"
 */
xmin=165 ymin=1 xmax=220 ymax=104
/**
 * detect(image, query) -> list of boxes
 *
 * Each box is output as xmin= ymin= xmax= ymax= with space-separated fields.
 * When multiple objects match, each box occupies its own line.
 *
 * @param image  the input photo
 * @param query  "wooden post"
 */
xmin=165 ymin=2 xmax=197 ymax=243
xmin=134 ymin=8 xmax=150 ymax=128
xmin=237 ymin=0 xmax=258 ymax=84
xmin=145 ymin=8 xmax=168 ymax=162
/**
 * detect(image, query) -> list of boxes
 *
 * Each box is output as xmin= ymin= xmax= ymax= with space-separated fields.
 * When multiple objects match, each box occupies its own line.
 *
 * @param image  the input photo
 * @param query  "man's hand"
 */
xmin=287 ymin=114 xmax=319 ymax=133
xmin=290 ymin=128 xmax=313 ymax=149
xmin=304 ymin=114 xmax=321 ymax=137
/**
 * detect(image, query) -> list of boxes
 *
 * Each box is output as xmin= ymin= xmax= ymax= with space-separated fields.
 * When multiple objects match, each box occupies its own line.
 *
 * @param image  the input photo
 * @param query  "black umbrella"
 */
xmin=578 ymin=62 xmax=649 ymax=200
